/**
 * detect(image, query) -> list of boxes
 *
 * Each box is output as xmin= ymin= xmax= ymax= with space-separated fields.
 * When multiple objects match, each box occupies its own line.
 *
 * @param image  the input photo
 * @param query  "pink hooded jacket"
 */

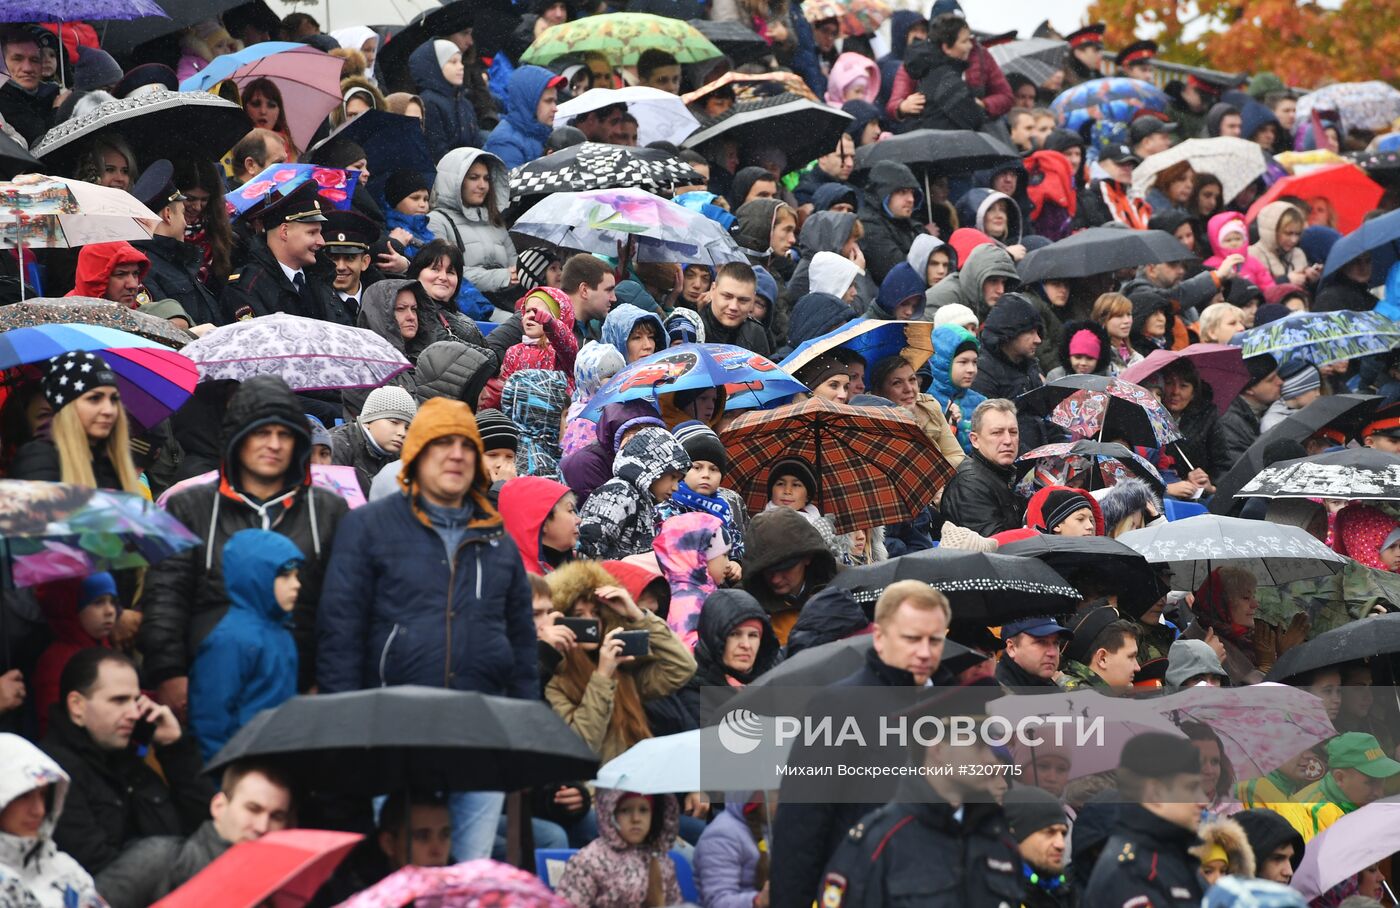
xmin=1203 ymin=212 xmax=1275 ymax=290
xmin=825 ymin=52 xmax=881 ymax=107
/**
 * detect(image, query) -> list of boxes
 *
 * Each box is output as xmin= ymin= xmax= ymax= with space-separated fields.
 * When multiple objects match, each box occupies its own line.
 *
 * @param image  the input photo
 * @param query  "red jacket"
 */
xmin=499 ymin=475 xmax=574 ymax=575
xmin=886 ymin=41 xmax=1013 ymax=122
xmin=66 ymin=241 xmax=149 ymax=302
xmin=33 ymin=579 xmax=112 ymax=736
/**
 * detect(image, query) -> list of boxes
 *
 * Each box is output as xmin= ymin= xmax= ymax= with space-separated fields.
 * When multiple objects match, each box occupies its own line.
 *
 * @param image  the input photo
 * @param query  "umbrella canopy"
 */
xmin=0 ymin=481 xmax=200 ymax=588
xmin=1151 ymin=683 xmax=1337 ymax=780
xmin=1129 ymin=137 xmax=1269 ymax=207
xmin=852 ymin=129 xmax=1018 ymax=180
xmin=1017 ymin=374 xmax=1182 ymax=448
xmin=0 ymin=323 xmax=197 ymax=428
xmin=721 ymin=397 xmax=956 ymax=533
xmin=226 ymin=163 xmax=359 ymax=220
xmin=0 ymin=0 xmax=164 ymax=20
xmin=1322 ymin=207 xmax=1400 ymax=284
xmin=512 ymin=187 xmax=747 ymax=267
xmin=687 ymin=19 xmax=769 ymax=65
xmin=0 ymin=298 xmax=193 ymax=348
xmin=1291 ymin=801 xmax=1400 ymax=901
xmin=158 ymin=465 xmax=367 ymax=510
xmin=682 ymin=93 xmax=852 ymax=172
xmin=988 ymin=38 xmax=1067 ymax=86
xmin=780 ymin=318 xmax=935 ymax=375
xmin=996 ymin=534 xmax=1166 ymax=619
xmin=206 ymin=687 xmax=599 ymax=796
xmin=1265 ymin=613 xmax=1400 ymax=682
xmin=747 ymin=634 xmax=985 ymax=691
xmin=992 ymin=688 xmax=1186 ymax=779
xmin=1210 ymin=394 xmax=1383 ymax=513
xmin=1016 ymin=440 xmax=1166 ymax=497
xmin=1017 ymin=227 xmax=1197 ymax=283
xmin=1119 ymin=344 xmax=1248 ymax=416
xmin=180 ymin=313 xmax=410 ymax=391
xmin=375 ymin=1 xmax=517 ymax=95
xmin=153 ymin=829 xmax=362 ymax=908
xmin=179 ymin=43 xmax=343 ymax=153
xmin=523 ymin=13 xmax=721 ymax=65
xmin=1117 ymin=514 xmax=1347 ymax=589
xmin=583 ymin=342 xmax=804 ymax=420
xmin=1298 ymin=81 xmax=1400 ymax=133
xmin=0 ymin=131 xmax=41 ymax=178
xmin=338 ymin=860 xmax=570 ymax=908
xmin=0 ymin=175 xmax=159 ymax=250
xmin=1236 ymin=309 xmax=1400 ymax=365
xmin=552 ymin=87 xmax=700 ymax=148
xmin=681 ymin=71 xmax=818 ymax=106
xmin=1244 ymin=163 xmax=1382 ymax=234
xmin=509 ymin=143 xmax=702 ymax=203
xmin=1353 ymin=148 xmax=1400 ymax=187
xmin=1050 ymin=77 xmax=1170 ymax=133
xmin=596 ymin=727 xmax=793 ymax=794
xmin=1236 ymin=448 xmax=1400 ymax=502
xmin=30 ymin=90 xmax=250 ymax=173
xmin=312 ymin=110 xmax=433 ymax=203
xmin=89 ymin=0 xmax=249 ymax=54
xmin=828 ymin=549 xmax=1081 ymax=624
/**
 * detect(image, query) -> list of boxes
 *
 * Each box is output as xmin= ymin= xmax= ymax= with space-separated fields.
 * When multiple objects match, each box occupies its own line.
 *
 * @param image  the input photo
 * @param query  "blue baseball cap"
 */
xmin=1001 ymin=616 xmax=1073 ymax=641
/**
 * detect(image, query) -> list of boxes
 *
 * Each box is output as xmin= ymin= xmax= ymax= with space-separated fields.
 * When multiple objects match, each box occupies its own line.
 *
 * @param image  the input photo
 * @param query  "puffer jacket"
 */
xmin=499 ymin=475 xmax=573 ymax=575
xmin=501 ymin=368 xmax=569 ymax=480
xmin=955 ymin=188 xmax=1023 ymax=245
xmin=138 ymin=376 xmax=349 ymax=689
xmin=498 ymin=287 xmax=578 ymax=388
xmin=329 ymin=421 xmax=393 ymax=497
xmin=188 ymin=529 xmax=302 ymax=760
xmin=741 ymin=507 xmax=840 ymax=644
xmin=857 ymin=161 xmax=925 ymax=284
xmin=869 ymin=262 xmax=929 ymax=320
xmin=927 ymin=324 xmax=986 ymax=455
xmin=577 ymin=428 xmax=691 ymax=559
xmin=925 ymin=241 xmax=1019 ymax=321
xmin=482 ymin=64 xmax=557 ymax=169
xmin=653 ymin=511 xmax=726 ymax=648
xmin=412 ymin=340 xmax=496 ymax=406
xmin=560 ymin=400 xmax=666 ymax=506
xmin=600 ymin=304 xmax=666 ymax=363
xmin=695 ymin=795 xmax=769 ymax=908
xmin=0 ymin=735 xmax=103 ymax=908
xmin=65 ymin=241 xmax=148 ymax=301
xmin=783 ymin=212 xmax=878 ymax=313
xmin=1248 ymin=201 xmax=1309 ymax=285
xmin=425 ymin=148 xmax=515 ymax=294
xmin=1205 ymin=211 xmax=1274 ymax=289
xmin=556 ymin=789 xmax=682 ymax=908
xmin=343 ymin=278 xmax=464 ymax=415
xmin=407 ymin=40 xmax=480 ymax=160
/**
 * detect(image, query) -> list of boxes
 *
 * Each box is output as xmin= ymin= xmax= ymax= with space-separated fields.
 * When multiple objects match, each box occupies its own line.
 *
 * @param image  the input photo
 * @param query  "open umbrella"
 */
xmin=157 ymin=465 xmax=367 ymax=509
xmin=1353 ymin=148 xmax=1400 ymax=188
xmin=179 ymin=43 xmax=343 ymax=153
xmin=988 ymin=38 xmax=1067 ymax=86
xmin=0 ymin=323 xmax=198 ymax=428
xmin=523 ymin=13 xmax=721 ymax=65
xmin=681 ymin=71 xmax=818 ymax=106
xmin=180 ymin=313 xmax=410 ymax=391
xmin=1017 ymin=374 xmax=1182 ymax=448
xmin=991 ymin=688 xmax=1186 ymax=778
xmin=512 ymin=187 xmax=747 ymax=267
xmin=853 ymin=128 xmax=1017 ymax=180
xmin=687 ymin=19 xmax=768 ymax=65
xmin=1151 ymin=683 xmax=1337 ymax=780
xmin=1017 ymin=227 xmax=1197 ymax=283
xmin=682 ymin=93 xmax=852 ymax=171
xmin=747 ymin=634 xmax=984 ymax=691
xmin=1129 ymin=137 xmax=1269 ymax=208
xmin=996 ymin=534 xmax=1167 ymax=618
xmin=0 ymin=131 xmax=41 ymax=178
xmin=1050 ymin=77 xmax=1170 ymax=133
xmin=1265 ymin=614 xmax=1400 ymax=682
xmin=153 ymin=830 xmax=362 ymax=908
xmin=1245 ymin=163 xmax=1383 ymax=234
xmin=1016 ymin=439 xmax=1166 ymax=496
xmin=722 ymin=397 xmax=955 ymax=533
xmin=1237 ymin=309 xmax=1400 ymax=365
xmin=0 ymin=298 xmax=194 ymax=348
xmin=1117 ymin=514 xmax=1347 ymax=589
xmin=1298 ymin=81 xmax=1400 ymax=133
xmin=596 ymin=727 xmax=793 ymax=794
xmin=225 ymin=163 xmax=360 ymax=219
xmin=311 ymin=110 xmax=433 ymax=202
xmin=509 ymin=143 xmax=702 ymax=203
xmin=91 ymin=0 xmax=250 ymax=55
xmin=582 ymin=342 xmax=804 ymax=420
xmin=30 ymin=90 xmax=250 ymax=173
xmin=206 ymin=686 xmax=599 ymax=796
xmin=1235 ymin=448 xmax=1400 ymax=502
xmin=1322 ymin=207 xmax=1400 ymax=284
xmin=552 ymin=87 xmax=700 ymax=148
xmin=780 ymin=318 xmax=935 ymax=375
xmin=1291 ymin=801 xmax=1400 ymax=901
xmin=338 ymin=861 xmax=570 ymax=908
xmin=375 ymin=1 xmax=517 ymax=95
xmin=1119 ymin=344 xmax=1248 ymax=416
xmin=828 ymin=549 xmax=1081 ymax=623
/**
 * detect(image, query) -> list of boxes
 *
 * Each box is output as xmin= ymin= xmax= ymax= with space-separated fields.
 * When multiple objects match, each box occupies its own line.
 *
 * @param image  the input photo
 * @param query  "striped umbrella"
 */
xmin=720 ymin=397 xmax=955 ymax=534
xmin=0 ymin=323 xmax=197 ymax=428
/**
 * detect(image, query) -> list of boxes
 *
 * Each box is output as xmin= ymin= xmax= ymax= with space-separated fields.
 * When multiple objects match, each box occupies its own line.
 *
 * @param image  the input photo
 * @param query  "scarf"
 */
xmin=1314 ymin=772 xmax=1357 ymax=815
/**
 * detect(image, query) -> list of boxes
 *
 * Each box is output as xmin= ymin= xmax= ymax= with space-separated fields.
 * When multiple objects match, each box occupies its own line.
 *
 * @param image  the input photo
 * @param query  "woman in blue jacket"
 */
xmin=484 ymin=65 xmax=564 ymax=169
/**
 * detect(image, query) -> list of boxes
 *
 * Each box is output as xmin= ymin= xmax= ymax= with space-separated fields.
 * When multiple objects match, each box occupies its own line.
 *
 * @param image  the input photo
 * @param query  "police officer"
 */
xmin=1116 ymin=40 xmax=1158 ymax=81
xmin=1084 ymin=731 xmax=1209 ymax=907
xmin=222 ymin=181 xmax=347 ymax=324
xmin=131 ymin=159 xmax=226 ymax=327
xmin=1060 ymin=24 xmax=1106 ymax=89
xmin=320 ymin=208 xmax=378 ymax=322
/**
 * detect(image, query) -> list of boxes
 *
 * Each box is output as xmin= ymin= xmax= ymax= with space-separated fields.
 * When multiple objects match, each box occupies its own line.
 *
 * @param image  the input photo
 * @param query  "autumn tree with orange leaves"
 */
xmin=1085 ymin=0 xmax=1400 ymax=86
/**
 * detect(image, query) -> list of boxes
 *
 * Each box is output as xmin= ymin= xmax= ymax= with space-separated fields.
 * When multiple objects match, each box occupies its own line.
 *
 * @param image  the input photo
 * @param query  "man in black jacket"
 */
xmin=994 ymin=616 xmax=1071 ymax=691
xmin=222 ymin=182 xmax=347 ymax=324
xmin=1219 ymin=353 xmax=1281 ymax=463
xmin=1084 ymin=732 xmax=1209 ymax=907
xmin=1003 ymin=786 xmax=1074 ymax=908
xmin=941 ymin=398 xmax=1025 ymax=536
xmin=42 ymin=650 xmax=212 ymax=875
xmin=131 ymin=160 xmax=223 ymax=327
xmin=857 ymin=161 xmax=925 ymax=285
xmin=137 ymin=375 xmax=348 ymax=714
xmin=973 ymin=294 xmax=1050 ymax=450
xmin=697 ymin=262 xmax=772 ymax=355
xmin=0 ymin=28 xmax=59 ymax=144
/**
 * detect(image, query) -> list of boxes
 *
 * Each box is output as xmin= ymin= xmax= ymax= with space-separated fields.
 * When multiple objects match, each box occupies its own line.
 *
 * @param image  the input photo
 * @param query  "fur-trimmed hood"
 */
xmin=547 ymin=560 xmax=630 ymax=630
xmin=1094 ymin=476 xmax=1161 ymax=536
xmin=1190 ymin=815 xmax=1255 ymax=879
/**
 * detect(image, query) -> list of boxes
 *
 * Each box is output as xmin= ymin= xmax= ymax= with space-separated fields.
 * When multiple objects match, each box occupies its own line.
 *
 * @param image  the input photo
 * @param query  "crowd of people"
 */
xmin=1 ymin=0 xmax=1400 ymax=906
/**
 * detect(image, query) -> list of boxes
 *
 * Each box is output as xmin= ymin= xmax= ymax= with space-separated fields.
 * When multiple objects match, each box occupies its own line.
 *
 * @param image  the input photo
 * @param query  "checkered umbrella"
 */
xmin=507 ymin=143 xmax=703 ymax=203
xmin=720 ymin=397 xmax=955 ymax=534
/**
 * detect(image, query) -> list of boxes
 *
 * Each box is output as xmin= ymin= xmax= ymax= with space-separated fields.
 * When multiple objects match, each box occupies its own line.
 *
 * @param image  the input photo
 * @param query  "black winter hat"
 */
xmin=1040 ymin=489 xmax=1092 ymax=534
xmin=767 ymin=456 xmax=817 ymax=501
xmin=1120 ymin=731 xmax=1200 ymax=778
xmin=1242 ymin=352 xmax=1280 ymax=390
xmin=475 ymin=408 xmax=520 ymax=452
xmin=384 ymin=169 xmax=431 ymax=210
xmin=1233 ymin=808 xmax=1305 ymax=870
xmin=44 ymin=351 xmax=119 ymax=412
xmin=1002 ymin=786 xmax=1068 ymax=842
xmin=673 ymin=420 xmax=727 ymax=472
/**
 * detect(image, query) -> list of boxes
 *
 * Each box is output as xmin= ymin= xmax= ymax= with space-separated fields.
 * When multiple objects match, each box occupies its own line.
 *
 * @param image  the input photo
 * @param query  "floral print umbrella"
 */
xmin=1236 ymin=309 xmax=1400 ymax=366
xmin=522 ymin=12 xmax=721 ymax=65
xmin=1299 ymin=81 xmax=1400 ymax=133
xmin=0 ymin=481 xmax=200 ymax=588
xmin=180 ymin=313 xmax=410 ymax=391
xmin=1051 ymin=77 xmax=1170 ymax=134
xmin=1018 ymin=375 xmax=1182 ymax=448
xmin=0 ymin=297 xmax=194 ymax=348
xmin=338 ymin=860 xmax=570 ymax=908
xmin=1017 ymin=439 xmax=1165 ymax=496
xmin=1152 ymin=683 xmax=1337 ymax=779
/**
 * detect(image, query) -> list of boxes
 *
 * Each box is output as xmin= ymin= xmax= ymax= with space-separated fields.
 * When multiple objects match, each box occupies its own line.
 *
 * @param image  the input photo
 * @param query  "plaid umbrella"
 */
xmin=508 ymin=143 xmax=702 ymax=203
xmin=988 ymin=38 xmax=1067 ymax=86
xmin=720 ymin=397 xmax=955 ymax=533
xmin=1236 ymin=309 xmax=1400 ymax=365
xmin=1017 ymin=375 xmax=1182 ymax=448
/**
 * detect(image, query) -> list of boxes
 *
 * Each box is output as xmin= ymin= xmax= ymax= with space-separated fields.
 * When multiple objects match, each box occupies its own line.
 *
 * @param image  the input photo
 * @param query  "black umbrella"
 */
xmin=687 ymin=19 xmax=769 ymax=65
xmin=30 ymin=90 xmax=251 ymax=173
xmin=98 ymin=0 xmax=252 ymax=55
xmin=1210 ymin=394 xmax=1383 ymax=514
xmin=1017 ymin=228 xmax=1199 ymax=283
xmin=1236 ymin=447 xmax=1400 ymax=502
xmin=852 ymin=128 xmax=1018 ymax=179
xmin=996 ymin=535 xmax=1168 ymax=619
xmin=682 ymin=93 xmax=852 ymax=170
xmin=311 ymin=111 xmax=434 ymax=200
xmin=751 ymin=634 xmax=985 ymax=690
xmin=0 ymin=131 xmax=40 ymax=179
xmin=1266 ymin=614 xmax=1400 ymax=682
xmin=508 ymin=142 xmax=702 ymax=202
xmin=1354 ymin=149 xmax=1400 ymax=187
xmin=377 ymin=0 xmax=518 ymax=95
xmin=828 ymin=549 xmax=1081 ymax=625
xmin=206 ymin=687 xmax=599 ymax=796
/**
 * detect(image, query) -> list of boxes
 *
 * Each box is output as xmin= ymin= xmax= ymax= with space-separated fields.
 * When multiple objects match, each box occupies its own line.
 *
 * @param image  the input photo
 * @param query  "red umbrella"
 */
xmin=1118 ymin=343 xmax=1248 ymax=416
xmin=1245 ymin=163 xmax=1383 ymax=233
xmin=153 ymin=829 xmax=361 ymax=908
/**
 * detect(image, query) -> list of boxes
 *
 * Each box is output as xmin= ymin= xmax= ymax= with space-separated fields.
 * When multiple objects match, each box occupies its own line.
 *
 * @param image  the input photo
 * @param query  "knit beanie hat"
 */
xmin=384 ymin=169 xmax=431 ymax=209
xmin=1068 ymin=328 xmax=1102 ymax=360
xmin=1242 ymin=352 xmax=1280 ymax=390
xmin=432 ymin=39 xmax=459 ymax=70
xmin=1002 ymin=786 xmax=1067 ymax=843
xmin=75 ymin=46 xmax=124 ymax=92
xmin=1040 ymin=488 xmax=1092 ymax=533
xmin=933 ymin=302 xmax=979 ymax=331
xmin=1278 ymin=359 xmax=1320 ymax=401
xmin=475 ymin=408 xmax=520 ymax=452
xmin=516 ymin=247 xmax=555 ymax=293
xmin=673 ymin=420 xmax=727 ymax=471
xmin=397 ymin=399 xmax=492 ymax=512
xmin=359 ymin=385 xmax=418 ymax=425
xmin=44 ymin=351 xmax=119 ymax=412
xmin=80 ymin=572 xmax=118 ymax=605
xmin=795 ymin=354 xmax=849 ymax=390
xmin=665 ymin=308 xmax=705 ymax=345
xmin=767 ymin=456 xmax=817 ymax=500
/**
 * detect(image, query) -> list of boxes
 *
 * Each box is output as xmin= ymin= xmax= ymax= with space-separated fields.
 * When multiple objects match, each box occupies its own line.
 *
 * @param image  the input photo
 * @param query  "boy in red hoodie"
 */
xmin=34 ymin=572 xmax=118 ymax=734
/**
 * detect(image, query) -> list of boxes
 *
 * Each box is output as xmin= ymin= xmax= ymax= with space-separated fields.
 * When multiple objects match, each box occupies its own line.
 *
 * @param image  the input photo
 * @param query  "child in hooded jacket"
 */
xmin=578 ymin=428 xmax=691 ymax=559
xmin=500 ymin=287 xmax=579 ymax=387
xmin=557 ymin=789 xmax=681 ymax=908
xmin=499 ymin=369 xmax=570 ymax=481
xmin=927 ymin=324 xmax=987 ymax=456
xmin=562 ymin=342 xmax=627 ymax=457
xmin=1204 ymin=212 xmax=1275 ymax=290
xmin=33 ymin=574 xmax=118 ymax=737
xmin=653 ymin=512 xmax=733 ymax=649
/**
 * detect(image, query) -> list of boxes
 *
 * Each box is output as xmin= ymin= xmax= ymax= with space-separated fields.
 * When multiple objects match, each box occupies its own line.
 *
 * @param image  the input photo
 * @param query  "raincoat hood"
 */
xmin=980 ymin=292 xmax=1043 ymax=348
xmin=887 ymin=10 xmax=925 ymax=60
xmin=223 ymin=528 xmax=304 ymax=623
xmin=1254 ymin=201 xmax=1299 ymax=255
xmin=503 ymin=64 xmax=559 ymax=144
xmin=612 ymin=427 xmax=690 ymax=498
xmin=1238 ymin=98 xmax=1280 ymax=142
xmin=601 ymin=303 xmax=666 ymax=361
xmin=330 ymin=26 xmax=378 ymax=74
xmin=906 ymin=233 xmax=946 ymax=273
xmin=812 ymin=182 xmax=859 ymax=212
xmin=946 ymin=241 xmax=1020 ymax=318
xmin=786 ymin=293 xmax=855 ymax=351
xmin=1024 ymin=484 xmax=1104 ymax=535
xmin=797 ymin=211 xmax=858 ymax=258
xmin=742 ymin=507 xmax=840 ymax=610
xmin=876 ymin=263 xmax=928 ymax=317
xmin=695 ymin=588 xmax=781 ymax=684
xmin=1205 ymin=102 xmax=1240 ymax=137
xmin=408 ymin=39 xmax=460 ymax=98
xmin=948 ymin=227 xmax=994 ymax=269
xmin=1207 ymin=211 xmax=1250 ymax=259
xmin=955 ymin=188 xmax=1022 ymax=245
xmin=359 ymin=278 xmax=438 ymax=354
xmin=841 ymin=100 xmax=882 ymax=140
xmin=66 ymin=241 xmax=150 ymax=300
xmin=728 ymin=166 xmax=774 ymax=210
xmin=0 ymin=733 xmax=68 ymax=843
xmin=594 ymin=788 xmax=680 ymax=853
xmin=220 ymin=375 xmax=313 ymax=492
xmin=573 ymin=341 xmax=626 ymax=405
xmin=596 ymin=400 xmax=666 ymax=454
xmin=808 ymin=251 xmax=862 ymax=299
xmin=864 ymin=160 xmax=922 ymax=215
xmin=733 ymin=198 xmax=791 ymax=258
xmin=430 ymin=146 xmax=509 ymax=218
xmin=825 ymin=52 xmax=881 ymax=106
xmin=499 ymin=475 xmax=573 ymax=574
xmin=654 ymin=512 xmax=725 ymax=643
xmin=929 ymin=323 xmax=979 ymax=401
xmin=783 ymin=587 xmax=871 ymax=655
xmin=516 ymin=286 xmax=577 ymax=336
xmin=613 ymin=279 xmax=660 ymax=314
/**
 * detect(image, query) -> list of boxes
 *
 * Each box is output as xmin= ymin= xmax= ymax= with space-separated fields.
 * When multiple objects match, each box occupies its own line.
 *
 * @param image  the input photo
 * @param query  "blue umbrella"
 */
xmin=580 ymin=343 xmax=806 ymax=420
xmin=178 ymin=41 xmax=305 ymax=92
xmin=1322 ymin=206 xmax=1400 ymax=284
xmin=1051 ymin=77 xmax=1170 ymax=135
xmin=780 ymin=317 xmax=935 ymax=374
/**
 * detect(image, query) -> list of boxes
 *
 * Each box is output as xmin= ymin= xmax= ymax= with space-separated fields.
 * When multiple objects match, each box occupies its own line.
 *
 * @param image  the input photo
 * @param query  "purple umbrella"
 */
xmin=1291 ymin=801 xmax=1400 ymax=900
xmin=0 ymin=0 xmax=168 ymax=85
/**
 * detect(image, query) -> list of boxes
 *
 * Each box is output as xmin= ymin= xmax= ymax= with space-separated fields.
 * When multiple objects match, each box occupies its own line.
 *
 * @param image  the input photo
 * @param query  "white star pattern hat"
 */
xmin=43 ymin=350 xmax=120 ymax=412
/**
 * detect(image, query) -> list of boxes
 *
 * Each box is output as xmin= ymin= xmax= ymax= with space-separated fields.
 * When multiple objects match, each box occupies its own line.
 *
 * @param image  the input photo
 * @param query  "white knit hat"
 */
xmin=359 ymin=386 xmax=418 ymax=425
xmin=933 ymin=302 xmax=979 ymax=332
xmin=432 ymin=39 xmax=460 ymax=70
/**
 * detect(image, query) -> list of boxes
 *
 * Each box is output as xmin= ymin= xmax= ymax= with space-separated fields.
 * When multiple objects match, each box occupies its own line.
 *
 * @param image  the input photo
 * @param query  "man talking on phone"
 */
xmin=40 ymin=649 xmax=213 ymax=874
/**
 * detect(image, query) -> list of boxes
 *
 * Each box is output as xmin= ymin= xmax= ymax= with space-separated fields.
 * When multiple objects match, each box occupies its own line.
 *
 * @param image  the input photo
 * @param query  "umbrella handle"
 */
xmin=1173 ymin=441 xmax=1196 ymax=473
